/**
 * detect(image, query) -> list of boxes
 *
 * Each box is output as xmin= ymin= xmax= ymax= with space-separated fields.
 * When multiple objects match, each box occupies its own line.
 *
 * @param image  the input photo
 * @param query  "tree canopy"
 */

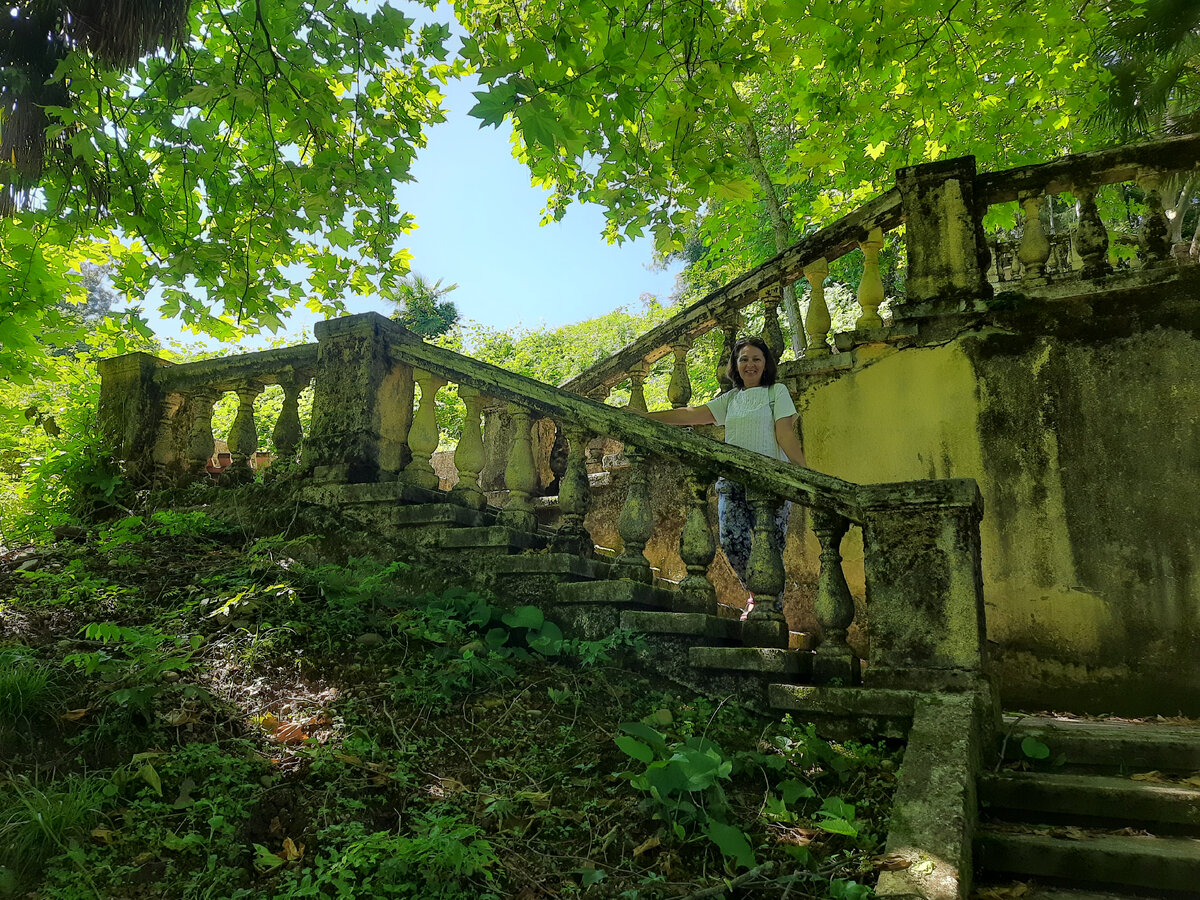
xmin=1 ymin=0 xmax=464 ymax=385
xmin=456 ymin=0 xmax=1119 ymax=295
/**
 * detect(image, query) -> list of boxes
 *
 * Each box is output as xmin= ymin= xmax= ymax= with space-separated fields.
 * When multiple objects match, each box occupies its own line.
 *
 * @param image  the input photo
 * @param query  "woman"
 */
xmin=635 ymin=336 xmax=804 ymax=616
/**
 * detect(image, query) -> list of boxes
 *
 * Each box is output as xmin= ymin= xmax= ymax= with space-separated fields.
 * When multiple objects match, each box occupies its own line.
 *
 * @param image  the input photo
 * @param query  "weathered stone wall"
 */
xmin=787 ymin=282 xmax=1200 ymax=714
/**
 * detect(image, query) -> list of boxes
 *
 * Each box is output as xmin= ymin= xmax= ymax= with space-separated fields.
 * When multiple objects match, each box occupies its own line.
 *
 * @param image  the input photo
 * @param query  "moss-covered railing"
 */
xmin=566 ymin=133 xmax=1200 ymax=404
xmin=99 ymin=313 xmax=986 ymax=693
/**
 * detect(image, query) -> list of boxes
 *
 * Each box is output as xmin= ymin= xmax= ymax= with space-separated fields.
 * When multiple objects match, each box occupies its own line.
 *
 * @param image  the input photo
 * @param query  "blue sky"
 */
xmin=152 ymin=7 xmax=681 ymax=350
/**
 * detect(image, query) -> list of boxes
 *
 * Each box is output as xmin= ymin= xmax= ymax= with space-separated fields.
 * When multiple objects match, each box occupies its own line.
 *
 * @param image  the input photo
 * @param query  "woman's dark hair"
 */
xmin=726 ymin=336 xmax=778 ymax=389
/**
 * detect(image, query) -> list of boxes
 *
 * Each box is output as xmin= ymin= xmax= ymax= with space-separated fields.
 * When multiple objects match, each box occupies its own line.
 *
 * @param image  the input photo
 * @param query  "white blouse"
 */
xmin=705 ymin=383 xmax=797 ymax=461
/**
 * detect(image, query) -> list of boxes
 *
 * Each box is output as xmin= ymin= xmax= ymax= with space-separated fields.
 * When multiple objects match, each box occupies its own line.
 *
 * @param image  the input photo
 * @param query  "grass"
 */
xmin=0 ymin=506 xmax=902 ymax=899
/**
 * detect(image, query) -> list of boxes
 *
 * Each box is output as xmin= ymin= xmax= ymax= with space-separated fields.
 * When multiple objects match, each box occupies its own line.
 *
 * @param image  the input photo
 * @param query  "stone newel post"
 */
xmin=97 ymin=352 xmax=174 ymax=482
xmin=306 ymin=313 xmax=411 ymax=483
xmin=895 ymin=155 xmax=993 ymax=314
xmin=858 ymin=478 xmax=988 ymax=692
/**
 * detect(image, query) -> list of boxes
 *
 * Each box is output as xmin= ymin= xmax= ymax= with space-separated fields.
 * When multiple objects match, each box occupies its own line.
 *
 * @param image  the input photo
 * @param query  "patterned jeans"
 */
xmin=715 ymin=478 xmax=791 ymax=614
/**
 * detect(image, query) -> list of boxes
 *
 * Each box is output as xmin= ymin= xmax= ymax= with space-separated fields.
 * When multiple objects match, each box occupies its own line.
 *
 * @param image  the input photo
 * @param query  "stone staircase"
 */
xmin=331 ymin=487 xmax=875 ymax=731
xmin=974 ymin=715 xmax=1200 ymax=899
xmin=323 ymin=484 xmax=1200 ymax=900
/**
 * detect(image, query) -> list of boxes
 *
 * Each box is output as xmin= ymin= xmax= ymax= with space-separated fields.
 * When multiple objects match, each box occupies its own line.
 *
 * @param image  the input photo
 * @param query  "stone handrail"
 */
xmin=972 ymin=133 xmax=1200 ymax=286
xmin=98 ymin=344 xmax=319 ymax=483
xmin=563 ymin=188 xmax=903 ymax=401
xmin=570 ymin=133 xmax=1200 ymax=395
xmin=371 ymin=318 xmax=862 ymax=520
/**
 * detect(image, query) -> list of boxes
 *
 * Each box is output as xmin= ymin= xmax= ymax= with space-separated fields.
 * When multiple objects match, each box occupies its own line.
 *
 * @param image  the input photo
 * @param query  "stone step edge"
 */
xmin=688 ymin=646 xmax=811 ymax=676
xmin=1001 ymin=716 xmax=1200 ymax=770
xmin=440 ymin=526 xmax=548 ymax=551
xmin=975 ymin=827 xmax=1200 ymax=893
xmin=619 ymin=610 xmax=741 ymax=642
xmin=768 ymin=684 xmax=918 ymax=719
xmin=389 ymin=502 xmax=493 ymax=528
xmin=490 ymin=553 xmax=613 ymax=580
xmin=555 ymin=579 xmax=677 ymax=609
xmin=981 ymin=771 xmax=1200 ymax=827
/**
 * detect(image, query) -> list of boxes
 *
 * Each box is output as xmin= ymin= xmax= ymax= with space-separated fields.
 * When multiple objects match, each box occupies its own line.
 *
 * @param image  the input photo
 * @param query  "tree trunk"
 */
xmin=741 ymin=116 xmax=806 ymax=356
xmin=1167 ymin=173 xmax=1196 ymax=246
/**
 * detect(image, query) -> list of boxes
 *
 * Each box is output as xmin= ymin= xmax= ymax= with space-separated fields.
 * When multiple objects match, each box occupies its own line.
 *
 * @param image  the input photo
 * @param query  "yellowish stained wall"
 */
xmin=788 ymin=330 xmax=1200 ymax=714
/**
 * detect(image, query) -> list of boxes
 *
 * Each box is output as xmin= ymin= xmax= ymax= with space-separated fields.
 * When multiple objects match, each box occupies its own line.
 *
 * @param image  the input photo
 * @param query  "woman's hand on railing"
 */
xmin=630 ymin=405 xmax=717 ymax=427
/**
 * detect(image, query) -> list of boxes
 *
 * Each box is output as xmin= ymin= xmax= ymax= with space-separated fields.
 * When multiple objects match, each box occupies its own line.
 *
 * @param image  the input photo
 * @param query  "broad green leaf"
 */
xmin=615 ymin=736 xmax=654 ymax=765
xmin=705 ymin=821 xmax=757 ymax=869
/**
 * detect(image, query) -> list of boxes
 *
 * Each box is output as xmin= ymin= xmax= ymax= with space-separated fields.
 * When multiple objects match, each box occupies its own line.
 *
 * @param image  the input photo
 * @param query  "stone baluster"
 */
xmin=810 ymin=507 xmax=858 ymax=684
xmin=585 ymin=385 xmax=612 ymax=468
xmin=1139 ymin=175 xmax=1172 ymax=267
xmin=677 ymin=469 xmax=717 ymax=615
xmin=547 ymin=419 xmax=569 ymax=496
xmin=627 ymin=361 xmax=649 ymax=413
xmin=716 ymin=310 xmax=742 ymax=391
xmin=1017 ymin=191 xmax=1051 ymax=278
xmin=667 ymin=338 xmax=693 ymax=409
xmin=151 ymin=393 xmax=185 ymax=478
xmin=555 ymin=422 xmax=593 ymax=557
xmin=185 ymin=388 xmax=219 ymax=472
xmin=1074 ymin=183 xmax=1112 ymax=278
xmin=227 ymin=381 xmax=264 ymax=472
xmin=803 ymin=257 xmax=831 ymax=357
xmin=450 ymin=384 xmax=486 ymax=509
xmin=615 ymin=445 xmax=654 ymax=583
xmin=856 ymin=227 xmax=886 ymax=330
xmin=499 ymin=403 xmax=538 ymax=531
xmin=402 ymin=368 xmax=445 ymax=491
xmin=760 ymin=284 xmax=785 ymax=360
xmin=272 ymin=376 xmax=305 ymax=461
xmin=743 ymin=489 xmax=788 ymax=648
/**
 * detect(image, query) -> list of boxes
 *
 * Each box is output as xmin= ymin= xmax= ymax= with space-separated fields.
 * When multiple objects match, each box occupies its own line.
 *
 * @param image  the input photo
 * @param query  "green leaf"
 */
xmin=779 ymin=779 xmax=816 ymax=805
xmin=817 ymin=816 xmax=858 ymax=837
xmin=574 ymin=867 xmax=605 ymax=886
xmin=138 ymin=763 xmax=163 ymax=796
xmin=502 ymin=605 xmax=544 ymax=629
xmin=705 ymin=821 xmax=756 ymax=869
xmin=615 ymin=736 xmax=654 ymax=765
xmin=529 ymin=620 xmax=563 ymax=656
xmin=1021 ymin=737 xmax=1051 ymax=760
xmin=484 ymin=627 xmax=509 ymax=650
xmin=620 ymin=722 xmax=668 ymax=753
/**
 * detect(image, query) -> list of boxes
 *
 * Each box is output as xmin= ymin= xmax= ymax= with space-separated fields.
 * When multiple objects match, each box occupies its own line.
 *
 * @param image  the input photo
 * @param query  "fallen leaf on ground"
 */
xmin=633 ymin=835 xmax=661 ymax=857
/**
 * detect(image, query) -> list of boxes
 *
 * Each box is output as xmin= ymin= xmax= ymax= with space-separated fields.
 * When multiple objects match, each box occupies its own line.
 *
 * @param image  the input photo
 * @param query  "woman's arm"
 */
xmin=629 ymin=405 xmax=716 ymax=426
xmin=775 ymin=415 xmax=807 ymax=466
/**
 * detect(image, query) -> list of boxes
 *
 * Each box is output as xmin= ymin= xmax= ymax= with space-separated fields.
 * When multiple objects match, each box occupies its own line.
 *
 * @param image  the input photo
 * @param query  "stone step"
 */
xmin=1002 ymin=716 xmax=1200 ymax=772
xmin=389 ymin=502 xmax=492 ymax=529
xmin=981 ymin=771 xmax=1200 ymax=831
xmin=971 ymin=882 xmax=1168 ymax=900
xmin=555 ymin=580 xmax=676 ymax=610
xmin=688 ymin=646 xmax=813 ymax=681
xmin=440 ymin=526 xmax=548 ymax=552
xmin=768 ymin=684 xmax=916 ymax=740
xmin=974 ymin=827 xmax=1200 ymax=894
xmin=619 ymin=610 xmax=741 ymax=643
xmin=490 ymin=553 xmax=612 ymax=581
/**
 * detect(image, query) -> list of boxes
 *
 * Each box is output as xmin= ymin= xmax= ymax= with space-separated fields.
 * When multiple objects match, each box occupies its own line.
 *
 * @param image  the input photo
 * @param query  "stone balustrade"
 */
xmin=97 ymin=345 xmax=318 ymax=483
xmin=100 ymin=312 xmax=988 ymax=692
xmin=565 ymin=134 xmax=1200 ymax=400
xmin=561 ymin=188 xmax=904 ymax=403
xmin=974 ymin=132 xmax=1200 ymax=286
